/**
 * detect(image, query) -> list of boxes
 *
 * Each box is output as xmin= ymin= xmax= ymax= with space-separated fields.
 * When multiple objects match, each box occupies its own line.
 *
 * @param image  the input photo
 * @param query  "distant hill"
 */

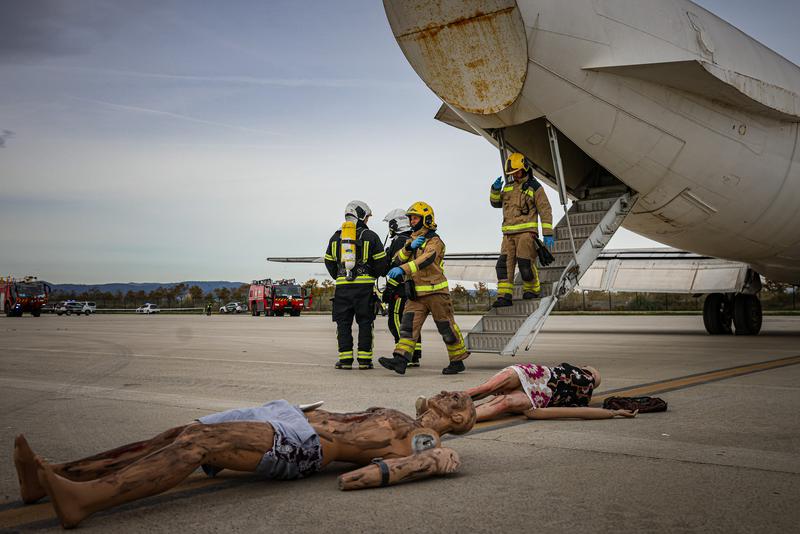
xmin=51 ymin=281 xmax=246 ymax=295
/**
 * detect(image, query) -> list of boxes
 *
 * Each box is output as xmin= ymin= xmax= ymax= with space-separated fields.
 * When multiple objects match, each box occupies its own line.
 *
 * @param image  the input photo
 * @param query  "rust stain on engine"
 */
xmin=394 ymin=4 xmax=526 ymax=115
xmin=394 ymin=7 xmax=515 ymax=40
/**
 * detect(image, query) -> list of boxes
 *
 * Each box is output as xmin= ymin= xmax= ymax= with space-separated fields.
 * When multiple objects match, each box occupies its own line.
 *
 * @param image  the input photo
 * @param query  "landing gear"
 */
xmin=733 ymin=294 xmax=762 ymax=335
xmin=703 ymin=293 xmax=762 ymax=335
xmin=703 ymin=293 xmax=732 ymax=335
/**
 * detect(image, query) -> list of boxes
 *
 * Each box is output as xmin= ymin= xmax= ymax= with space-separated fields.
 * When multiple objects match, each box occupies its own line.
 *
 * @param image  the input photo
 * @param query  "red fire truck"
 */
xmin=248 ymin=278 xmax=310 ymax=317
xmin=1 ymin=276 xmax=51 ymax=317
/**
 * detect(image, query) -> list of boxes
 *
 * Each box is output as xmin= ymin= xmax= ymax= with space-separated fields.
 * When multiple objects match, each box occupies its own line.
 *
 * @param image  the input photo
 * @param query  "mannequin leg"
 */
xmin=475 ymin=391 xmax=531 ymax=422
xmin=36 ymin=422 xmax=274 ymax=528
xmin=464 ymin=368 xmax=521 ymax=401
xmin=15 ymin=425 xmax=189 ymax=504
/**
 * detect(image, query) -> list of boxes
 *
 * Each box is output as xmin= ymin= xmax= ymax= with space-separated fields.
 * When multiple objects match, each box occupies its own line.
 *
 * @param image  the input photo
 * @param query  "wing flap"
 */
xmin=434 ymin=103 xmax=479 ymax=135
xmin=587 ymin=60 xmax=800 ymax=122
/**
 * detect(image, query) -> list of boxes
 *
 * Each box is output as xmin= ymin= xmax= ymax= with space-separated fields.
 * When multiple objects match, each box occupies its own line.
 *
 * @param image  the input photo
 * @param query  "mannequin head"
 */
xmin=419 ymin=391 xmax=476 ymax=435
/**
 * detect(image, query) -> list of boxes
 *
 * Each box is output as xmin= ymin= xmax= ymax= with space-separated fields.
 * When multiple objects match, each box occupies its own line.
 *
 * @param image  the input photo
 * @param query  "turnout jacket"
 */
xmin=324 ymin=222 xmax=389 ymax=286
xmin=490 ymin=176 xmax=553 ymax=236
xmin=384 ymin=231 xmax=413 ymax=299
xmin=393 ymin=229 xmax=449 ymax=297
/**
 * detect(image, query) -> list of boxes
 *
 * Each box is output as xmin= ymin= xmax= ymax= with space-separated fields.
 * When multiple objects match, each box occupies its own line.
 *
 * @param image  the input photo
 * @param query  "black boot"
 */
xmin=378 ymin=354 xmax=408 ymax=375
xmin=442 ymin=360 xmax=465 ymax=375
xmin=492 ymin=296 xmax=512 ymax=308
xmin=522 ymin=291 xmax=540 ymax=300
xmin=357 ymin=358 xmax=373 ymax=370
xmin=408 ymin=350 xmax=421 ymax=368
xmin=335 ymin=359 xmax=353 ymax=370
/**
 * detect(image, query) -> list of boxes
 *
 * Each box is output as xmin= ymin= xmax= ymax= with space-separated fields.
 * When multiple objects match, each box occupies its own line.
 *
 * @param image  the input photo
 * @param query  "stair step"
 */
xmin=563 ymin=211 xmax=606 ymax=226
xmin=481 ymin=315 xmax=528 ymax=332
xmin=512 ymin=284 xmax=552 ymax=299
xmin=466 ymin=332 xmax=513 ymax=352
xmin=491 ymin=298 xmax=541 ymax=316
xmin=575 ymin=197 xmax=618 ymax=213
xmin=537 ymin=269 xmax=566 ymax=283
xmin=550 ymin=238 xmax=586 ymax=253
xmin=556 ymin=224 xmax=597 ymax=240
xmin=548 ymin=252 xmax=580 ymax=268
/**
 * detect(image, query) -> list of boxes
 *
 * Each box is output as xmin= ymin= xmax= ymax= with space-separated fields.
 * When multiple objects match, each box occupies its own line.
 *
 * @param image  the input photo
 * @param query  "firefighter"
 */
xmin=490 ymin=152 xmax=554 ymax=307
xmin=324 ymin=200 xmax=389 ymax=370
xmin=378 ymin=202 xmax=469 ymax=376
xmin=382 ymin=209 xmax=422 ymax=367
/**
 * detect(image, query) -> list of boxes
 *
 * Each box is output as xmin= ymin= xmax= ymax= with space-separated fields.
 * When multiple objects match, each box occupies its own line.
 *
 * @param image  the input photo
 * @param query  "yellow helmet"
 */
xmin=504 ymin=152 xmax=529 ymax=175
xmin=406 ymin=201 xmax=436 ymax=230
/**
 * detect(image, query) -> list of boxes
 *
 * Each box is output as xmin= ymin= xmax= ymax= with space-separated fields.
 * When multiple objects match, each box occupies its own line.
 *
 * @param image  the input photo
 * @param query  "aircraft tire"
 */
xmin=703 ymin=293 xmax=732 ymax=335
xmin=733 ymin=294 xmax=762 ymax=336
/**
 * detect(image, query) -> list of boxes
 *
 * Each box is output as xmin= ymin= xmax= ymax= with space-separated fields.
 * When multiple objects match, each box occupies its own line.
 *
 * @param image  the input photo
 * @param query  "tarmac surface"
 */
xmin=1 ymin=313 xmax=799 ymax=532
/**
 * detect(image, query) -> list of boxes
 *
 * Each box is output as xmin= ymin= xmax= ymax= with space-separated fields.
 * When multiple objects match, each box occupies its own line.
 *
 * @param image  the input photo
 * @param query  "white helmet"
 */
xmin=344 ymin=200 xmax=372 ymax=222
xmin=383 ymin=208 xmax=411 ymax=236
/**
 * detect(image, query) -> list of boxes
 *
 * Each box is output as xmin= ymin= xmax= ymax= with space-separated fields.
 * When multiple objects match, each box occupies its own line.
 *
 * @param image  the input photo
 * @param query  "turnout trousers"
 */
xmin=496 ymin=232 xmax=540 ymax=298
xmin=388 ymin=296 xmax=422 ymax=362
xmin=332 ymin=285 xmax=375 ymax=365
xmin=392 ymin=293 xmax=468 ymax=363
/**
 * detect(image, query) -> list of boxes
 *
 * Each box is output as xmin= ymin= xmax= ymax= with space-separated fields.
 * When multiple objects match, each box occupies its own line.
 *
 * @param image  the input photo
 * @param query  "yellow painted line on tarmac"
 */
xmin=588 ymin=354 xmax=800 ymax=406
xmin=2 ymin=354 xmax=799 ymax=529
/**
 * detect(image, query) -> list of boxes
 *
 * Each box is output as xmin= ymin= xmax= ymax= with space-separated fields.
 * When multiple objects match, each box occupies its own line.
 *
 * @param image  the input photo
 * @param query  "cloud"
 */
xmin=0 ymin=130 xmax=14 ymax=148
xmin=0 ymin=0 xmax=160 ymax=60
xmin=23 ymin=64 xmax=414 ymax=90
xmin=72 ymin=97 xmax=284 ymax=137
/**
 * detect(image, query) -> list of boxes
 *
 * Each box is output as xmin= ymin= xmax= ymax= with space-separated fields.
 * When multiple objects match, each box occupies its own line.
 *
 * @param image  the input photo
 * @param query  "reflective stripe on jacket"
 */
xmin=394 ymin=230 xmax=449 ymax=296
xmin=490 ymin=177 xmax=553 ymax=236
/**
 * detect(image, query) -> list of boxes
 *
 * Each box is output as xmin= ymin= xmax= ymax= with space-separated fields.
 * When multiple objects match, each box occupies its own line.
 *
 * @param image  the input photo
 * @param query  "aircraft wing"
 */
xmin=267 ymin=256 xmax=324 ymax=263
xmin=268 ymin=249 xmax=754 ymax=293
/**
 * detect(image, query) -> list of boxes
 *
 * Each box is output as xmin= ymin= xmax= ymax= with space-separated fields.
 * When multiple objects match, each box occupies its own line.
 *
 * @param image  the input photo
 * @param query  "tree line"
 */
xmin=52 ymin=279 xmax=797 ymax=312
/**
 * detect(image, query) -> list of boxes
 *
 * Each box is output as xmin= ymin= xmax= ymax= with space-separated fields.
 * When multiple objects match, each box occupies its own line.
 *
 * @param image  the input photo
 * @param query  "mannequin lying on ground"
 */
xmin=417 ymin=362 xmax=637 ymax=421
xmin=14 ymin=392 xmax=475 ymax=529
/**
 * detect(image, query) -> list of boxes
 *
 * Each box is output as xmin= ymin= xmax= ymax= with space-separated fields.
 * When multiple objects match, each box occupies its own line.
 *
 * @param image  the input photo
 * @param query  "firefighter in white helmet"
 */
xmin=324 ymin=201 xmax=389 ymax=369
xmin=382 ymin=208 xmax=422 ymax=367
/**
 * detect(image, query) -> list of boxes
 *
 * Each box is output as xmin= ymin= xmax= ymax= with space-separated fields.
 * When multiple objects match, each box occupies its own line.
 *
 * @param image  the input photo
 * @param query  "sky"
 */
xmin=1 ymin=0 xmax=799 ymax=284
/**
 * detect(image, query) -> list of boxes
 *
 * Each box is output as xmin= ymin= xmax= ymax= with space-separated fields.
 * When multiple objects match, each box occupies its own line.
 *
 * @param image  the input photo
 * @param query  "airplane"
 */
xmin=273 ymin=0 xmax=800 ymax=357
xmin=376 ymin=0 xmax=800 ymax=350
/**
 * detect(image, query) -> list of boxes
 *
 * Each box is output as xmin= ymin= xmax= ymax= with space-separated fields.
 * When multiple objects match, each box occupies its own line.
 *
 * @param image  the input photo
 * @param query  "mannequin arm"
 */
xmin=525 ymin=407 xmax=638 ymax=420
xmin=338 ymin=447 xmax=460 ymax=490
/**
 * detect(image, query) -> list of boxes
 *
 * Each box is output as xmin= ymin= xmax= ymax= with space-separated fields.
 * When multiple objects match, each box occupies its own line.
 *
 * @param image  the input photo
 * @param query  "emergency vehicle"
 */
xmin=1 ymin=276 xmax=51 ymax=317
xmin=248 ymin=278 xmax=310 ymax=317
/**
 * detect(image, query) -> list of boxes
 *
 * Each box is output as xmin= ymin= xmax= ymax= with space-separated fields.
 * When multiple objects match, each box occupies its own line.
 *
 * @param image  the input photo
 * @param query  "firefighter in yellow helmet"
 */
xmin=489 ymin=152 xmax=553 ymax=307
xmin=378 ymin=202 xmax=470 ymax=375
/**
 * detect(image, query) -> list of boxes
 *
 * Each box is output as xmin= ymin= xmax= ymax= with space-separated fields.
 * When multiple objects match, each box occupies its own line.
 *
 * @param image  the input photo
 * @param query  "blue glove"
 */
xmin=410 ymin=236 xmax=426 ymax=250
xmin=491 ymin=177 xmax=503 ymax=190
xmin=543 ymin=236 xmax=555 ymax=249
xmin=387 ymin=267 xmax=405 ymax=280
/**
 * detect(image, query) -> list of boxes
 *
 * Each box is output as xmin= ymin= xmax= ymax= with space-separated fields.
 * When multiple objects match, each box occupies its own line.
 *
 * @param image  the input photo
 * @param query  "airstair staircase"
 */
xmin=465 ymin=186 xmax=636 ymax=356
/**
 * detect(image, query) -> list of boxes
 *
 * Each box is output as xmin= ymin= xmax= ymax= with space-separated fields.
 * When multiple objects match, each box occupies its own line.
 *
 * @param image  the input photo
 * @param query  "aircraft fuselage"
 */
xmin=384 ymin=0 xmax=800 ymax=283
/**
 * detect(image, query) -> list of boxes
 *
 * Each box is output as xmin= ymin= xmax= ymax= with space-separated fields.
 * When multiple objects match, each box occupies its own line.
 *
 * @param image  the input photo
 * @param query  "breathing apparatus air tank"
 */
xmin=341 ymin=220 xmax=357 ymax=281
